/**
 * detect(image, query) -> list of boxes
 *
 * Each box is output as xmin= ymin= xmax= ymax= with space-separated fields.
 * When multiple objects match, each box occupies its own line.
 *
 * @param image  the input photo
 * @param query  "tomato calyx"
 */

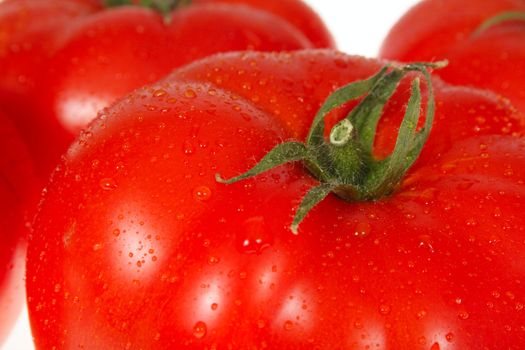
xmin=474 ymin=11 xmax=525 ymax=35
xmin=217 ymin=61 xmax=447 ymax=233
xmin=104 ymin=0 xmax=190 ymax=15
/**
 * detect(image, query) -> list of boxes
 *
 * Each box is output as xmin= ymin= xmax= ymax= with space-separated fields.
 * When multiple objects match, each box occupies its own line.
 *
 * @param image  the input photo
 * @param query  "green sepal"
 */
xmin=291 ymin=183 xmax=336 ymax=234
xmin=306 ymin=67 xmax=388 ymax=148
xmin=361 ymin=77 xmax=423 ymax=198
xmin=216 ymin=61 xmax=446 ymax=233
xmin=474 ymin=11 xmax=525 ymax=35
xmin=216 ymin=142 xmax=308 ymax=184
xmin=104 ymin=0 xmax=190 ymax=14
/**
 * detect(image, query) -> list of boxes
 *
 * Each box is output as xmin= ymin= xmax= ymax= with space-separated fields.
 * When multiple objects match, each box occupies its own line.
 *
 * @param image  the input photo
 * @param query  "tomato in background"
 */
xmin=0 ymin=0 xmax=333 ymax=178
xmin=379 ymin=0 xmax=525 ymax=62
xmin=0 ymin=110 xmax=37 ymax=346
xmin=380 ymin=0 xmax=525 ymax=113
xmin=27 ymin=50 xmax=525 ymax=349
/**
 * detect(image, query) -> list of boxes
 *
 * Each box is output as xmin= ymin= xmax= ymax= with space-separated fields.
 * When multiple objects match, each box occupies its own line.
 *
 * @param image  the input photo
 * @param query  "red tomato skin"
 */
xmin=436 ymin=24 xmax=525 ymax=113
xmin=0 ymin=0 xmax=331 ymax=178
xmin=0 ymin=110 xmax=37 ymax=345
xmin=379 ymin=0 xmax=525 ymax=62
xmin=27 ymin=51 xmax=525 ymax=349
xmin=380 ymin=0 xmax=525 ymax=114
xmin=194 ymin=0 xmax=335 ymax=48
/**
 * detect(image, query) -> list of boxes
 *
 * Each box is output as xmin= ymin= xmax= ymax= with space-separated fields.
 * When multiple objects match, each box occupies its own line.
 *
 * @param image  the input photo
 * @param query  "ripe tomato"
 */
xmin=0 ymin=0 xmax=332 ymax=178
xmin=380 ymin=0 xmax=525 ymax=62
xmin=27 ymin=50 xmax=525 ymax=349
xmin=0 ymin=109 xmax=37 ymax=346
xmin=380 ymin=0 xmax=525 ymax=113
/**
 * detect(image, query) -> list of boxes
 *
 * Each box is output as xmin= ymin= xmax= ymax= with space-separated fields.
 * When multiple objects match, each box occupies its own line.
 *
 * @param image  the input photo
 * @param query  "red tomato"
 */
xmin=433 ymin=18 xmax=525 ymax=114
xmin=27 ymin=50 xmax=525 ymax=349
xmin=0 ymin=110 xmax=37 ymax=345
xmin=380 ymin=0 xmax=525 ymax=62
xmin=0 ymin=0 xmax=332 ymax=178
xmin=380 ymin=0 xmax=525 ymax=113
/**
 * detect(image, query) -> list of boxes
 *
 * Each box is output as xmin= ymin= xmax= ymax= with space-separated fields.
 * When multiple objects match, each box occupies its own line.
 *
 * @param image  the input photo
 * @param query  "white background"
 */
xmin=2 ymin=1 xmax=420 ymax=348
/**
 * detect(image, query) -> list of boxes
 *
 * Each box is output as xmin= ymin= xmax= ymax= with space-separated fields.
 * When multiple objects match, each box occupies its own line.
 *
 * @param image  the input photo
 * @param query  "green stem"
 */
xmin=216 ymin=61 xmax=447 ymax=233
xmin=104 ymin=0 xmax=191 ymax=14
xmin=474 ymin=11 xmax=525 ymax=35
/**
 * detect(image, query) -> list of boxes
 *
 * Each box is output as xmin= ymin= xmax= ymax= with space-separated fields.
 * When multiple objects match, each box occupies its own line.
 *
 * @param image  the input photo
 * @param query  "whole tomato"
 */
xmin=0 ymin=110 xmax=37 ymax=346
xmin=27 ymin=50 xmax=525 ymax=349
xmin=0 ymin=0 xmax=332 ymax=178
xmin=380 ymin=0 xmax=525 ymax=112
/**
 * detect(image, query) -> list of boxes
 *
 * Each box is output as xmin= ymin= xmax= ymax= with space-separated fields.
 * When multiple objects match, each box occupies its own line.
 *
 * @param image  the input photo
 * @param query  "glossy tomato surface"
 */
xmin=27 ymin=50 xmax=525 ymax=349
xmin=0 ymin=110 xmax=37 ymax=346
xmin=380 ymin=0 xmax=525 ymax=113
xmin=0 ymin=0 xmax=332 ymax=178
xmin=379 ymin=0 xmax=525 ymax=62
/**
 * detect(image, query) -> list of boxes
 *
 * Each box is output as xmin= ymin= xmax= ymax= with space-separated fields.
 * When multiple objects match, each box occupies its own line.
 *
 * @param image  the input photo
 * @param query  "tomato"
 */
xmin=0 ymin=0 xmax=332 ymax=178
xmin=436 ymin=18 xmax=525 ymax=114
xmin=379 ymin=0 xmax=525 ymax=62
xmin=0 ymin=109 xmax=37 ymax=346
xmin=26 ymin=49 xmax=525 ymax=349
xmin=380 ymin=0 xmax=525 ymax=113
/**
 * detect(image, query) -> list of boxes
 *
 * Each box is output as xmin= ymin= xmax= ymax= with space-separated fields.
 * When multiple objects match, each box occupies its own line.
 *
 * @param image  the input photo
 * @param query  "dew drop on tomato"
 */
xmin=235 ymin=216 xmax=273 ymax=254
xmin=458 ymin=310 xmax=470 ymax=320
xmin=99 ymin=178 xmax=117 ymax=191
xmin=417 ymin=234 xmax=435 ymax=253
xmin=182 ymin=141 xmax=195 ymax=155
xmin=378 ymin=303 xmax=391 ymax=315
xmin=354 ymin=221 xmax=371 ymax=237
xmin=193 ymin=186 xmax=212 ymax=202
xmin=257 ymin=319 xmax=266 ymax=329
xmin=283 ymin=320 xmax=294 ymax=331
xmin=192 ymin=321 xmax=207 ymax=339
xmin=445 ymin=332 xmax=455 ymax=342
xmin=207 ymin=256 xmax=220 ymax=265
xmin=184 ymin=89 xmax=197 ymax=99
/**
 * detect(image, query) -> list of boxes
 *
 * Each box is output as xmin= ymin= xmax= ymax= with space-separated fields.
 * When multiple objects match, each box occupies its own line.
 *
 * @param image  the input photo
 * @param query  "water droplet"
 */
xmin=283 ymin=320 xmax=294 ymax=331
xmin=184 ymin=89 xmax=197 ymax=99
xmin=236 ymin=217 xmax=272 ymax=254
xmin=153 ymin=89 xmax=167 ymax=98
xmin=207 ymin=256 xmax=220 ymax=265
xmin=354 ymin=222 xmax=371 ymax=237
xmin=99 ymin=178 xmax=117 ymax=191
xmin=418 ymin=235 xmax=435 ymax=253
xmin=211 ymin=303 xmax=218 ymax=311
xmin=192 ymin=321 xmax=207 ymax=339
xmin=416 ymin=309 xmax=427 ymax=319
xmin=193 ymin=186 xmax=212 ymax=202
xmin=445 ymin=332 xmax=454 ymax=342
xmin=458 ymin=310 xmax=470 ymax=320
xmin=113 ymin=229 xmax=121 ymax=237
xmin=183 ymin=140 xmax=195 ymax=155
xmin=378 ymin=304 xmax=391 ymax=315
xmin=93 ymin=243 xmax=103 ymax=251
